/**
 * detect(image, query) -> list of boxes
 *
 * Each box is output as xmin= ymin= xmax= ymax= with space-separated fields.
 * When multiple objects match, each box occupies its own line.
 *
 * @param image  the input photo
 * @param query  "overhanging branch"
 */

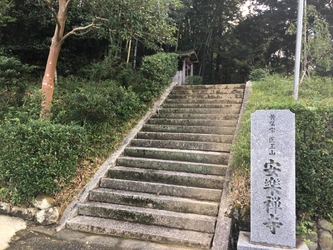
xmin=61 ymin=17 xmax=108 ymax=42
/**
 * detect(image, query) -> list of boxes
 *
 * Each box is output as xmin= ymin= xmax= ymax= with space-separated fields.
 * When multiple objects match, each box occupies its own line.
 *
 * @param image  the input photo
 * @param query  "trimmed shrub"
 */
xmin=292 ymin=104 xmax=333 ymax=216
xmin=137 ymin=52 xmax=178 ymax=102
xmin=139 ymin=52 xmax=178 ymax=85
xmin=249 ymin=68 xmax=267 ymax=81
xmin=0 ymin=119 xmax=87 ymax=205
xmin=185 ymin=76 xmax=203 ymax=85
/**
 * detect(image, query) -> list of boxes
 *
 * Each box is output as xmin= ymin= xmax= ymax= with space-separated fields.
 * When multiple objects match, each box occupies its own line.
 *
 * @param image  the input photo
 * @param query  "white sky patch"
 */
xmin=241 ymin=0 xmax=269 ymax=17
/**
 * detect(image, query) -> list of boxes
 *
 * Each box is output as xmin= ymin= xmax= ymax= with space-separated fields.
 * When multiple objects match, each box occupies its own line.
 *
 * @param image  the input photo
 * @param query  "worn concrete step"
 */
xmin=147 ymin=118 xmax=237 ymax=127
xmin=89 ymin=188 xmax=219 ymax=216
xmin=78 ymin=202 xmax=216 ymax=233
xmin=108 ymin=167 xmax=225 ymax=189
xmin=167 ymin=93 xmax=244 ymax=100
xmin=116 ymin=157 xmax=228 ymax=176
xmin=123 ymin=147 xmax=229 ymax=165
xmin=100 ymin=178 xmax=222 ymax=201
xmin=173 ymin=84 xmax=245 ymax=90
xmin=130 ymin=139 xmax=231 ymax=152
xmin=160 ymin=104 xmax=241 ymax=112
xmin=158 ymin=106 xmax=241 ymax=114
xmin=142 ymin=124 xmax=236 ymax=135
xmin=170 ymin=88 xmax=244 ymax=95
xmin=162 ymin=102 xmax=242 ymax=108
xmin=67 ymin=216 xmax=213 ymax=249
xmin=136 ymin=132 xmax=234 ymax=143
xmin=164 ymin=98 xmax=242 ymax=104
xmin=152 ymin=113 xmax=240 ymax=120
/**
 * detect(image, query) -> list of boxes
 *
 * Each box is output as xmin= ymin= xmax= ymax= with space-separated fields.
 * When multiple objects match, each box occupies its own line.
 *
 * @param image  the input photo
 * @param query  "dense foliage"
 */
xmin=1 ymin=1 xmax=332 ymax=83
xmin=0 ymin=120 xmax=86 ymax=205
xmin=1 ymin=0 xmax=332 ymax=215
xmin=233 ymin=75 xmax=333 ymax=218
xmin=0 ymin=52 xmax=178 ymax=206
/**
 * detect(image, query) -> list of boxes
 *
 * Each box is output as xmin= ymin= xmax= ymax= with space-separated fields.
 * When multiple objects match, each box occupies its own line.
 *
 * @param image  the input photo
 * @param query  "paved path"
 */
xmin=0 ymin=215 xmax=26 ymax=250
xmin=5 ymin=223 xmax=194 ymax=250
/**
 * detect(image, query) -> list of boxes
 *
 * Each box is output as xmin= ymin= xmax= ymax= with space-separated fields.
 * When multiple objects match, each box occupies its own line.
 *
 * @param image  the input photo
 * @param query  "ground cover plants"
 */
xmin=232 ymin=74 xmax=333 ymax=221
xmin=0 ymin=52 xmax=178 ymax=209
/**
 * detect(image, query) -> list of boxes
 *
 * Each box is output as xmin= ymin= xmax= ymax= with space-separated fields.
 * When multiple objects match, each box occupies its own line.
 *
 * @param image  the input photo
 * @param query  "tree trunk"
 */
xmin=41 ymin=1 xmax=67 ymax=118
xmin=41 ymin=39 xmax=62 ymax=117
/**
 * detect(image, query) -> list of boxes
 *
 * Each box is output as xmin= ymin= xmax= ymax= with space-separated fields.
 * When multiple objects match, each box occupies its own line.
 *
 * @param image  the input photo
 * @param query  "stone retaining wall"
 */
xmin=0 ymin=194 xmax=60 ymax=225
xmin=301 ymin=219 xmax=333 ymax=250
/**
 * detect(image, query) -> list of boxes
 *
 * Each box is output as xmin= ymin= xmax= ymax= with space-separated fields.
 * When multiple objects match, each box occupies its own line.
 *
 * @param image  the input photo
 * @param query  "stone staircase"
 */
xmin=66 ymin=84 xmax=245 ymax=249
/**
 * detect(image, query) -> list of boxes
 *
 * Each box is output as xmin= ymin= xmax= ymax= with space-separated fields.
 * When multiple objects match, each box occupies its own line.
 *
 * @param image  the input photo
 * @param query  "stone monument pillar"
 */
xmin=237 ymin=110 xmax=308 ymax=250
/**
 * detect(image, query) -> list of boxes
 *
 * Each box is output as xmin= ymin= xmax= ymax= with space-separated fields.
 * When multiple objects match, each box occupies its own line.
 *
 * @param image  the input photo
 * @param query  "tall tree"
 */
xmin=0 ymin=0 xmax=15 ymax=27
xmin=178 ymin=0 xmax=246 ymax=83
xmin=287 ymin=4 xmax=333 ymax=77
xmin=40 ymin=0 xmax=106 ymax=117
xmin=39 ymin=0 xmax=181 ymax=117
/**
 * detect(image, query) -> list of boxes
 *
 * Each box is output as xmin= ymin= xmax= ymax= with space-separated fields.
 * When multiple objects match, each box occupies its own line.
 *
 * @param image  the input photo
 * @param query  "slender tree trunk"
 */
xmin=133 ymin=38 xmax=138 ymax=69
xmin=303 ymin=0 xmax=307 ymax=76
xmin=41 ymin=1 xmax=67 ymax=118
xmin=127 ymin=39 xmax=132 ymax=64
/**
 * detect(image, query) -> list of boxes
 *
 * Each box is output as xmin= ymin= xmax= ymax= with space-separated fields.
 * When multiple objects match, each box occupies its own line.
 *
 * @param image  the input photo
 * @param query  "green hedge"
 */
xmin=0 ymin=120 xmax=86 ymax=205
xmin=137 ymin=52 xmax=178 ymax=102
xmin=139 ymin=52 xmax=178 ymax=85
xmin=293 ymin=104 xmax=333 ymax=216
xmin=233 ymin=75 xmax=333 ymax=218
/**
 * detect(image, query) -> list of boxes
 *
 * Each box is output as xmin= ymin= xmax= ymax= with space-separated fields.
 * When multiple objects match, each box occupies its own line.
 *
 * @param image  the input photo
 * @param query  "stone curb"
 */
xmin=0 ymin=201 xmax=59 ymax=225
xmin=211 ymin=81 xmax=252 ymax=250
xmin=0 ymin=202 xmax=36 ymax=222
xmin=56 ymin=81 xmax=178 ymax=232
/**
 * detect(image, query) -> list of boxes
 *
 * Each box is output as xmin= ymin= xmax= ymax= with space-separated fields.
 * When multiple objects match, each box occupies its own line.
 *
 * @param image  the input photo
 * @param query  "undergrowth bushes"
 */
xmin=233 ymin=74 xmax=333 ymax=218
xmin=0 ymin=52 xmax=178 ymax=206
xmin=52 ymin=80 xmax=143 ymax=126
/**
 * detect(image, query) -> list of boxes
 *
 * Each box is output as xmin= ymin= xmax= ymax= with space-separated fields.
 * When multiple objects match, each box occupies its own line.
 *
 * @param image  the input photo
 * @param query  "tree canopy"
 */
xmin=1 ymin=0 xmax=332 ymax=85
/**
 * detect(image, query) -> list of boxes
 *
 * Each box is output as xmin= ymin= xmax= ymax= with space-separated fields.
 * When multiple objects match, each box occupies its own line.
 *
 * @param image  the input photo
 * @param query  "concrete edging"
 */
xmin=211 ymin=81 xmax=252 ymax=250
xmin=56 ymin=81 xmax=178 ymax=232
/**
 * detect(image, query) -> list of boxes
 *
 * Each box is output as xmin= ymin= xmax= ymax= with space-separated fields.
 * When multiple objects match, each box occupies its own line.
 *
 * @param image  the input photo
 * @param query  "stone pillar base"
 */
xmin=237 ymin=231 xmax=309 ymax=250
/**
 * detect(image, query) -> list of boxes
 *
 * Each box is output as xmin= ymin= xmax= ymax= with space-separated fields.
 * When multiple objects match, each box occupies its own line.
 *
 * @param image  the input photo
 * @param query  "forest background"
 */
xmin=0 ymin=0 xmax=333 ymax=219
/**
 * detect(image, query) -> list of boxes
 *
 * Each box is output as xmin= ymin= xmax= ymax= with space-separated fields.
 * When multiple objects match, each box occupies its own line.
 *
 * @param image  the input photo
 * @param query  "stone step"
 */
xmin=167 ymin=93 xmax=243 ymax=100
xmin=162 ymin=102 xmax=242 ymax=108
xmin=170 ymin=88 xmax=244 ymax=95
xmin=147 ymin=118 xmax=237 ymax=127
xmin=158 ymin=106 xmax=241 ymax=114
xmin=67 ymin=216 xmax=213 ymax=249
xmin=100 ymin=178 xmax=222 ymax=201
xmin=164 ymin=98 xmax=242 ymax=104
xmin=142 ymin=124 xmax=236 ymax=135
xmin=136 ymin=132 xmax=234 ymax=143
xmin=130 ymin=139 xmax=231 ymax=152
xmin=152 ymin=113 xmax=239 ymax=120
xmin=89 ymin=188 xmax=219 ymax=216
xmin=77 ymin=202 xmax=216 ymax=233
xmin=108 ymin=167 xmax=225 ymax=189
xmin=116 ymin=157 xmax=227 ymax=175
xmin=173 ymin=84 xmax=245 ymax=90
xmin=123 ymin=147 xmax=229 ymax=165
